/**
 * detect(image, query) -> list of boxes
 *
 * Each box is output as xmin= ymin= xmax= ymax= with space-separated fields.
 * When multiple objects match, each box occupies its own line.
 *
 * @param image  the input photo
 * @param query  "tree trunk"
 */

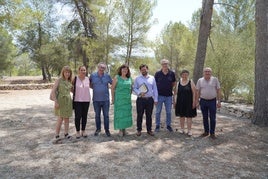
xmin=41 ymin=65 xmax=46 ymax=80
xmin=82 ymin=50 xmax=89 ymax=73
xmin=193 ymin=0 xmax=214 ymax=84
xmin=45 ymin=65 xmax=51 ymax=82
xmin=253 ymin=0 xmax=268 ymax=126
xmin=38 ymin=22 xmax=47 ymax=80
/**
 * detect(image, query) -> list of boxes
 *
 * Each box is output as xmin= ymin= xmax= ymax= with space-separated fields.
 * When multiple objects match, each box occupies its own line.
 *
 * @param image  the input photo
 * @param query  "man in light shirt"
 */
xmin=133 ymin=64 xmax=158 ymax=136
xmin=196 ymin=67 xmax=221 ymax=139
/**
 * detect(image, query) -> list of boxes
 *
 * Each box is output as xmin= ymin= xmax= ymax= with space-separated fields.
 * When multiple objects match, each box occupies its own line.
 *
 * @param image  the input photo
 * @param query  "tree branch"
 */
xmin=213 ymin=3 xmax=239 ymax=9
xmin=213 ymin=3 xmax=239 ymax=10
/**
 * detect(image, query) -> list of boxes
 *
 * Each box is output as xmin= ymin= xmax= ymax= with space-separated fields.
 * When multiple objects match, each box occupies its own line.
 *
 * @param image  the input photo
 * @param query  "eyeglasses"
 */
xmin=99 ymin=66 xmax=106 ymax=69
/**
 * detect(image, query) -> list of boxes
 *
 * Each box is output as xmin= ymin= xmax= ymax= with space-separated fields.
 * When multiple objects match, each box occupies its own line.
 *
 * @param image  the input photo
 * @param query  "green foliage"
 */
xmin=154 ymin=22 xmax=196 ymax=79
xmin=39 ymin=40 xmax=70 ymax=77
xmin=14 ymin=0 xmax=59 ymax=79
xmin=0 ymin=0 xmax=257 ymax=105
xmin=14 ymin=53 xmax=37 ymax=76
xmin=0 ymin=28 xmax=13 ymax=73
xmin=0 ymin=0 xmax=22 ymax=28
xmin=217 ymin=0 xmax=255 ymax=32
xmin=205 ymin=2 xmax=255 ymax=102
xmin=117 ymin=0 xmax=156 ymax=65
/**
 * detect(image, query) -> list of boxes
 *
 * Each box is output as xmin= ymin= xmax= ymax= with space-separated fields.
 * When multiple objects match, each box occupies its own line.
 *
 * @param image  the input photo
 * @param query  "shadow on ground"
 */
xmin=0 ymin=90 xmax=267 ymax=178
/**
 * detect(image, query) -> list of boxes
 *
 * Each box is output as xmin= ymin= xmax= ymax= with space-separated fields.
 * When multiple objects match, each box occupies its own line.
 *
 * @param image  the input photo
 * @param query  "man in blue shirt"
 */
xmin=90 ymin=62 xmax=113 ymax=136
xmin=154 ymin=59 xmax=176 ymax=132
xmin=133 ymin=64 xmax=158 ymax=136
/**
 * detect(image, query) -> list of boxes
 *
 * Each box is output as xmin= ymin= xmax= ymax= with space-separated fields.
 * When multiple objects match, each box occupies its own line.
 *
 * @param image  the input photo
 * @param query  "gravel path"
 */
xmin=0 ymin=89 xmax=267 ymax=178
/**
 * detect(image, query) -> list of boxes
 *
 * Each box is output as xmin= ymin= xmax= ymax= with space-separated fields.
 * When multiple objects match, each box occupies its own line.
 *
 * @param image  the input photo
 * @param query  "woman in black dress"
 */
xmin=173 ymin=70 xmax=197 ymax=136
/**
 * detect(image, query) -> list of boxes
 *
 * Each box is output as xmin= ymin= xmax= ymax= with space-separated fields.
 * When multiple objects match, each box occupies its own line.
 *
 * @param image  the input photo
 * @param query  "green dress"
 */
xmin=114 ymin=75 xmax=133 ymax=130
xmin=55 ymin=78 xmax=73 ymax=118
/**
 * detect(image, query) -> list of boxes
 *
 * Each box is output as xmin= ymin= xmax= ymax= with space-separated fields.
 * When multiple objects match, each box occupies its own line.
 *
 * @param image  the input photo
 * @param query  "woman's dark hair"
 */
xmin=117 ymin=64 xmax=131 ymax=78
xmin=180 ymin=69 xmax=189 ymax=76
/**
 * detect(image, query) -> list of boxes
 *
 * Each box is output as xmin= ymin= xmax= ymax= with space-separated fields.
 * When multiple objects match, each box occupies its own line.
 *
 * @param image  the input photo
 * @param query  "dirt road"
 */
xmin=0 ymin=89 xmax=267 ymax=178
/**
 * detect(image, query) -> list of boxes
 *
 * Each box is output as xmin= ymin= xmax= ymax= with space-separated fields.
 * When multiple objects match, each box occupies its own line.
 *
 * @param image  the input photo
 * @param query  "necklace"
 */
xmin=180 ymin=79 xmax=189 ymax=86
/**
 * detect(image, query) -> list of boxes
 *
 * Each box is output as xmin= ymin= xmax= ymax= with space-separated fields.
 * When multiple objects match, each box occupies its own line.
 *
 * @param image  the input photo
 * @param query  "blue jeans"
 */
xmin=155 ymin=95 xmax=172 ymax=127
xmin=93 ymin=100 xmax=110 ymax=131
xmin=200 ymin=98 xmax=217 ymax=134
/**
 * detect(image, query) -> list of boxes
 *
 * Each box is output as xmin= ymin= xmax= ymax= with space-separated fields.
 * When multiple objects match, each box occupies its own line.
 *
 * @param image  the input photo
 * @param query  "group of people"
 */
xmin=50 ymin=59 xmax=221 ymax=140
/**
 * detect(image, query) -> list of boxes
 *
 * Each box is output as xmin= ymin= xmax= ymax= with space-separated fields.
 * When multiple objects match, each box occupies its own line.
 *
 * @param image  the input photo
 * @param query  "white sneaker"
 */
xmin=187 ymin=131 xmax=192 ymax=136
xmin=179 ymin=129 xmax=184 ymax=134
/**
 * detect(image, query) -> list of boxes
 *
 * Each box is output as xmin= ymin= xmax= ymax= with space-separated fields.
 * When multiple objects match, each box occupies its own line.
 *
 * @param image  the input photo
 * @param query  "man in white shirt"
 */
xmin=196 ymin=67 xmax=221 ymax=139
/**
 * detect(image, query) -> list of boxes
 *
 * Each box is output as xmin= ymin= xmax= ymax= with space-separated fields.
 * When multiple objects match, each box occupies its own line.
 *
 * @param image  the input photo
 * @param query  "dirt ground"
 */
xmin=0 ymin=89 xmax=267 ymax=179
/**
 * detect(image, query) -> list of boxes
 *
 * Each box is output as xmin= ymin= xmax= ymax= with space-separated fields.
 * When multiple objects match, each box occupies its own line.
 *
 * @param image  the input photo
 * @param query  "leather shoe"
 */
xmin=136 ymin=131 xmax=141 ymax=136
xmin=210 ymin=134 xmax=217 ymax=139
xmin=105 ymin=130 xmax=111 ymax=137
xmin=200 ymin=132 xmax=209 ymax=137
xmin=167 ymin=126 xmax=173 ymax=132
xmin=94 ymin=129 xmax=101 ymax=136
xmin=147 ymin=131 xmax=154 ymax=136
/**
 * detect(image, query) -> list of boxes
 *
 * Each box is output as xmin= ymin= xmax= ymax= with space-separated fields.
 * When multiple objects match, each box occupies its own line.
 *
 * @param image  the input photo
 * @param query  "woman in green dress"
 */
xmin=50 ymin=66 xmax=73 ymax=139
xmin=111 ymin=64 xmax=133 ymax=136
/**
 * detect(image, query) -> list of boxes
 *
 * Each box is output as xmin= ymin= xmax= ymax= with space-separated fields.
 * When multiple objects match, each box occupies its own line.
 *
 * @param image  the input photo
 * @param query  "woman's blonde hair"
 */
xmin=60 ymin=66 xmax=72 ymax=82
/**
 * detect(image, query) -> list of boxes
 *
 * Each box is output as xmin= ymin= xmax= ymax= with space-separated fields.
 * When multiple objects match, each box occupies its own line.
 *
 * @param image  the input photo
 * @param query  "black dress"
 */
xmin=175 ymin=80 xmax=197 ymax=117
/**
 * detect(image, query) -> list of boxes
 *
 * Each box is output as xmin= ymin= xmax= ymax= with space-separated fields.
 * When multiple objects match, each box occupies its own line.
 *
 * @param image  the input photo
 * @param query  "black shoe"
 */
xmin=94 ymin=129 xmax=101 ymax=136
xmin=167 ymin=126 xmax=173 ymax=132
xmin=136 ymin=131 xmax=141 ymax=136
xmin=155 ymin=125 xmax=160 ymax=132
xmin=105 ymin=130 xmax=111 ymax=137
xmin=147 ymin=131 xmax=154 ymax=136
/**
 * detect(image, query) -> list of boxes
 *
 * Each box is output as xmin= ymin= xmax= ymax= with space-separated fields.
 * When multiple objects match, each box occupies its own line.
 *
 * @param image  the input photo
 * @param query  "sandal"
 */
xmin=76 ymin=132 xmax=81 ymax=139
xmin=122 ymin=129 xmax=128 ymax=136
xmin=118 ymin=130 xmax=123 ymax=137
xmin=82 ymin=133 xmax=88 ymax=138
xmin=64 ymin=133 xmax=72 ymax=139
xmin=55 ymin=135 xmax=60 ymax=139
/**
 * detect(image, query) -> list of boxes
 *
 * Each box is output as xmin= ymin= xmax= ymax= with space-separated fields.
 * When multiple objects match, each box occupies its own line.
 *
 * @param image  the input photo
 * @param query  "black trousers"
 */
xmin=74 ymin=102 xmax=90 ymax=131
xmin=136 ymin=97 xmax=154 ymax=132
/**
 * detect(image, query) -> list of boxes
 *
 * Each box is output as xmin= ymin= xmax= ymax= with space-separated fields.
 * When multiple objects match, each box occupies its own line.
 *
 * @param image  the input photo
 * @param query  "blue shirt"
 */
xmin=90 ymin=72 xmax=112 ymax=101
xmin=155 ymin=70 xmax=176 ymax=96
xmin=133 ymin=74 xmax=158 ymax=102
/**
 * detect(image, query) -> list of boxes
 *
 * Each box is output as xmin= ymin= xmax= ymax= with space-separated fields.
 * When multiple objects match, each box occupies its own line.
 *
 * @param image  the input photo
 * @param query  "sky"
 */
xmin=148 ymin=0 xmax=202 ymax=40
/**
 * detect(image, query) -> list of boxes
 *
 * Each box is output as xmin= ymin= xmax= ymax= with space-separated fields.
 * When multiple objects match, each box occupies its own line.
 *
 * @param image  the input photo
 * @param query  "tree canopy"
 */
xmin=1 ymin=0 xmax=267 ymax=126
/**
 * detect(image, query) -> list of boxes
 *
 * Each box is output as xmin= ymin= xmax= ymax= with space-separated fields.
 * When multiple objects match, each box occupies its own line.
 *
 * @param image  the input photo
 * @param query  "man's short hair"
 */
xmin=203 ymin=67 xmax=212 ymax=72
xmin=160 ymin=59 xmax=169 ymax=64
xmin=139 ymin=64 xmax=148 ymax=70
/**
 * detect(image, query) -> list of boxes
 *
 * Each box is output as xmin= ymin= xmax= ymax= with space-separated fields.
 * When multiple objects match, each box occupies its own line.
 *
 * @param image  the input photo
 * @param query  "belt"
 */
xmin=139 ymin=96 xmax=153 ymax=99
xmin=201 ymin=98 xmax=216 ymax=101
